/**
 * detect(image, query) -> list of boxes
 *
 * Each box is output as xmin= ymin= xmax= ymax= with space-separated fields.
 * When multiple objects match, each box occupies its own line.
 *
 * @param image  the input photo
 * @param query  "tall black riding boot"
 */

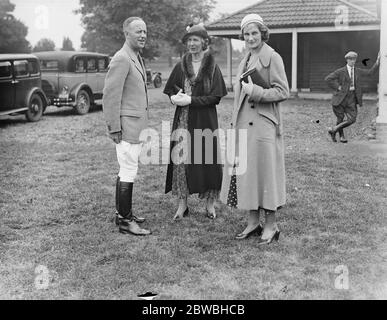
xmin=119 ymin=181 xmax=133 ymax=219
xmin=118 ymin=182 xmax=151 ymax=236
xmin=115 ymin=178 xmax=145 ymax=225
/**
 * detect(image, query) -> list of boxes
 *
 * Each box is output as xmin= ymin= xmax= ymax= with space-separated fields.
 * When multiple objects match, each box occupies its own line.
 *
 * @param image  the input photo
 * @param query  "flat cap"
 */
xmin=345 ymin=51 xmax=358 ymax=59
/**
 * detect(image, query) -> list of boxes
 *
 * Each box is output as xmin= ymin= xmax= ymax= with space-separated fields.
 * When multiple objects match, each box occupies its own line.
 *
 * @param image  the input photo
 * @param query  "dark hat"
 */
xmin=182 ymin=24 xmax=209 ymax=44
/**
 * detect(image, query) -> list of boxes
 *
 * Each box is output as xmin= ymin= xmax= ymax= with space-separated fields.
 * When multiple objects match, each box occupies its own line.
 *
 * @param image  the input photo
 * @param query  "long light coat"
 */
xmin=220 ymin=43 xmax=289 ymax=211
xmin=102 ymin=43 xmax=149 ymax=143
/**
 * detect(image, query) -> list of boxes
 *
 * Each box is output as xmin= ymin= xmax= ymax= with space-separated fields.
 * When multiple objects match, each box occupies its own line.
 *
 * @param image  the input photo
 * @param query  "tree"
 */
xmin=61 ymin=37 xmax=75 ymax=51
xmin=33 ymin=38 xmax=56 ymax=52
xmin=76 ymin=0 xmax=215 ymax=59
xmin=0 ymin=0 xmax=31 ymax=53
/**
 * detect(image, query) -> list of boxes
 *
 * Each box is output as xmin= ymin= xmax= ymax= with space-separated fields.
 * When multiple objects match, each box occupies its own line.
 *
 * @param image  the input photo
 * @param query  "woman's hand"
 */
xmin=241 ymin=76 xmax=254 ymax=96
xmin=170 ymin=89 xmax=182 ymax=105
xmin=172 ymin=92 xmax=192 ymax=106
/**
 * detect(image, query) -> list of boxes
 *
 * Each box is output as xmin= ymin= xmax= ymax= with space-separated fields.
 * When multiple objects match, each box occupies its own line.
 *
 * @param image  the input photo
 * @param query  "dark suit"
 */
xmin=325 ymin=61 xmax=379 ymax=138
xmin=325 ymin=63 xmax=379 ymax=107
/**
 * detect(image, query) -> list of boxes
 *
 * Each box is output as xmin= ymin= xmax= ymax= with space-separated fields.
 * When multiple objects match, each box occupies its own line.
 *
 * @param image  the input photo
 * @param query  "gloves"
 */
xmin=171 ymin=90 xmax=191 ymax=106
xmin=241 ymin=75 xmax=254 ymax=97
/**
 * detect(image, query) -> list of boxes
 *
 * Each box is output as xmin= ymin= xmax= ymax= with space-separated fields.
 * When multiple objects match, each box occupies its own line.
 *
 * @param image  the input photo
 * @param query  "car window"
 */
xmin=28 ymin=60 xmax=39 ymax=75
xmin=98 ymin=58 xmax=108 ymax=72
xmin=75 ymin=58 xmax=85 ymax=73
xmin=0 ymin=61 xmax=12 ymax=78
xmin=14 ymin=60 xmax=29 ymax=77
xmin=40 ymin=60 xmax=59 ymax=71
xmin=87 ymin=58 xmax=97 ymax=72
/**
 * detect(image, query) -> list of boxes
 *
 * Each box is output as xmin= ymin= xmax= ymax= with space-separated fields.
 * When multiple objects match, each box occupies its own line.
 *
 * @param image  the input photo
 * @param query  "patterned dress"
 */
xmin=171 ymin=74 xmax=220 ymax=201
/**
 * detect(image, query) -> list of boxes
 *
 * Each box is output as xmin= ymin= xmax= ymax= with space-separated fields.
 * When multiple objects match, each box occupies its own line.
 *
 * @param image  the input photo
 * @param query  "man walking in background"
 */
xmin=103 ymin=17 xmax=151 ymax=236
xmin=325 ymin=51 xmax=380 ymax=143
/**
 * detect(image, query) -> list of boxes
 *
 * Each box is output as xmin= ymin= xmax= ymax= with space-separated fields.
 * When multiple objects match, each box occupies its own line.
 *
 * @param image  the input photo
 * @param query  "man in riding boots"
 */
xmin=103 ymin=17 xmax=151 ymax=236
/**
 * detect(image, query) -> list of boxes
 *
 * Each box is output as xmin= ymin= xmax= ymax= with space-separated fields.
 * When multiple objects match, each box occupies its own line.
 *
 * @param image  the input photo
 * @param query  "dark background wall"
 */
xmin=268 ymin=30 xmax=380 ymax=92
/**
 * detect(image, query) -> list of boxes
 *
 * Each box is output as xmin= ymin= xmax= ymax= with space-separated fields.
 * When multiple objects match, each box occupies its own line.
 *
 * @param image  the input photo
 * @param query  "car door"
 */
xmin=65 ymin=57 xmax=87 ymax=94
xmin=86 ymin=57 xmax=98 ymax=95
xmin=13 ymin=59 xmax=32 ymax=108
xmin=96 ymin=57 xmax=108 ymax=94
xmin=0 ymin=60 xmax=14 ymax=112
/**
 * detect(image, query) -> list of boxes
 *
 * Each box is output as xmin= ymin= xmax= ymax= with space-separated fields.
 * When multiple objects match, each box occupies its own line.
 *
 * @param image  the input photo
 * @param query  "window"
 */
xmin=40 ymin=60 xmax=58 ymax=70
xmin=28 ymin=60 xmax=39 ymax=75
xmin=98 ymin=58 xmax=107 ymax=71
xmin=87 ymin=58 xmax=97 ymax=72
xmin=14 ymin=60 xmax=29 ymax=77
xmin=0 ymin=61 xmax=12 ymax=78
xmin=75 ymin=58 xmax=85 ymax=72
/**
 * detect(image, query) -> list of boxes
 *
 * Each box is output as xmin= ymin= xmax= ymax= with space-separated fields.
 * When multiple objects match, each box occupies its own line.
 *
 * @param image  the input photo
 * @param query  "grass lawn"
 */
xmin=0 ymin=88 xmax=386 ymax=300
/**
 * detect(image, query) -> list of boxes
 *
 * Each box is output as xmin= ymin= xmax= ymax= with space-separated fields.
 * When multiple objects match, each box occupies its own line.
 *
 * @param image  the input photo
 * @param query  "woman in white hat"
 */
xmin=220 ymin=14 xmax=289 ymax=244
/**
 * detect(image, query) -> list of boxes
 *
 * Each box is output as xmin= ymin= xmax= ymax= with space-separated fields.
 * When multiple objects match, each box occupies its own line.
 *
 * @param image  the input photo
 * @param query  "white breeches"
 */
xmin=116 ymin=141 xmax=143 ymax=183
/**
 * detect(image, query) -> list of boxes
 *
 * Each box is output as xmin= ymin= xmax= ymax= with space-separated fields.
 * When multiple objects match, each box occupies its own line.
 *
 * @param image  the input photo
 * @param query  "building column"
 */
xmin=291 ymin=29 xmax=298 ymax=94
xmin=226 ymin=38 xmax=233 ymax=90
xmin=377 ymin=0 xmax=387 ymax=141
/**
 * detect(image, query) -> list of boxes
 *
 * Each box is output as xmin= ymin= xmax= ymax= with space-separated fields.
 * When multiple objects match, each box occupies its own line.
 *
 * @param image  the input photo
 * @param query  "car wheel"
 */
xmin=26 ymin=93 xmax=43 ymax=122
xmin=75 ymin=89 xmax=91 ymax=115
xmin=153 ymin=75 xmax=162 ymax=88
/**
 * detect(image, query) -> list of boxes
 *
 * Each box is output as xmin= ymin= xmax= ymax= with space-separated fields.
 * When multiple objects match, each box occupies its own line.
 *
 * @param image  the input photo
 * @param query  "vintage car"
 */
xmin=34 ymin=51 xmax=110 ymax=115
xmin=0 ymin=54 xmax=48 ymax=122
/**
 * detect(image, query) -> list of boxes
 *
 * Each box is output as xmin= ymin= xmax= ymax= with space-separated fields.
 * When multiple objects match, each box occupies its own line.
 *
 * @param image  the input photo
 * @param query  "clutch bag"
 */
xmin=240 ymin=68 xmax=270 ymax=89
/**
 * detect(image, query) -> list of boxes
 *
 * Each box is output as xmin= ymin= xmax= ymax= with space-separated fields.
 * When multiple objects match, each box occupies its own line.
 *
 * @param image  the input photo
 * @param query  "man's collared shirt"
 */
xmin=347 ymin=64 xmax=355 ymax=91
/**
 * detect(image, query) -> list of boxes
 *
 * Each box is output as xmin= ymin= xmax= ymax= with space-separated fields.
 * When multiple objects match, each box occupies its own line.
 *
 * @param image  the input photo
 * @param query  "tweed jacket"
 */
xmin=102 ymin=43 xmax=149 ymax=143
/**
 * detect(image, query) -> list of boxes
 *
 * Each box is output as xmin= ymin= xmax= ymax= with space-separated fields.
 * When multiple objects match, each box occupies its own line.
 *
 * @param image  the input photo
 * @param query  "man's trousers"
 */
xmin=116 ymin=141 xmax=143 ymax=183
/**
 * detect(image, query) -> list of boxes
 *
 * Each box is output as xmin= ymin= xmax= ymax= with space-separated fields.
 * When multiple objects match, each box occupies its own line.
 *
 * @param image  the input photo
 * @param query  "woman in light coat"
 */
xmin=220 ymin=14 xmax=289 ymax=244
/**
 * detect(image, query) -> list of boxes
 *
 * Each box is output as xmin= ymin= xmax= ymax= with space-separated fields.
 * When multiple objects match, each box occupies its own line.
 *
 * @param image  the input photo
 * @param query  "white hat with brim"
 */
xmin=241 ymin=14 xmax=264 ymax=31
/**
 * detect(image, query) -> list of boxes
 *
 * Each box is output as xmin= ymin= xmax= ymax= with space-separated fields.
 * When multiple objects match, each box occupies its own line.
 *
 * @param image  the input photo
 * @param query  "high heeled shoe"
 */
xmin=257 ymin=229 xmax=280 ymax=245
xmin=173 ymin=207 xmax=189 ymax=221
xmin=235 ymin=224 xmax=263 ymax=240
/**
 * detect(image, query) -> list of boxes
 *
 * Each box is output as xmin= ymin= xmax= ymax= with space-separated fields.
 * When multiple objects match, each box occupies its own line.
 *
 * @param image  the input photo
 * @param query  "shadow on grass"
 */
xmin=0 ymin=116 xmax=29 ymax=127
xmin=44 ymin=104 xmax=103 ymax=117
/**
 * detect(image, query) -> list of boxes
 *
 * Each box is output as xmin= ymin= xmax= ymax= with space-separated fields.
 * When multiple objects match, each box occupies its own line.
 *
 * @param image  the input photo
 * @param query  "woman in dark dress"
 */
xmin=163 ymin=24 xmax=227 ymax=221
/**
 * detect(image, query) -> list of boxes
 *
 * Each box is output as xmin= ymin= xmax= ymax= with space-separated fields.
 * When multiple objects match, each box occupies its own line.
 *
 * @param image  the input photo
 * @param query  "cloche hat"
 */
xmin=240 ymin=13 xmax=264 ymax=30
xmin=182 ymin=24 xmax=210 ymax=43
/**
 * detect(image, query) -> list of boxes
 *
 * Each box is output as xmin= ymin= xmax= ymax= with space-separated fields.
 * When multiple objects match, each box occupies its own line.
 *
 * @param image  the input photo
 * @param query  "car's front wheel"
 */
xmin=26 ymin=93 xmax=44 ymax=122
xmin=75 ymin=89 xmax=91 ymax=115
